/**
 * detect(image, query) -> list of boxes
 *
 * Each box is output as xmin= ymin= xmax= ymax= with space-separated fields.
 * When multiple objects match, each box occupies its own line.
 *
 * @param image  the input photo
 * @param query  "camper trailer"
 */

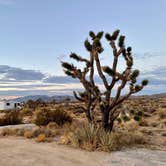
xmin=0 ymin=100 xmax=22 ymax=111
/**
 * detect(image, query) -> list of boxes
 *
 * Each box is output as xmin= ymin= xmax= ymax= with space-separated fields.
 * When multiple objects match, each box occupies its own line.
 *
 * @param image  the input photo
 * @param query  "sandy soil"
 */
xmin=0 ymin=137 xmax=166 ymax=166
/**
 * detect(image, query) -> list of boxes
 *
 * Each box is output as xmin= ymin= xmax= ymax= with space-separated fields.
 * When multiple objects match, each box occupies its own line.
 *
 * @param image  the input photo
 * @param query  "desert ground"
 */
xmin=0 ymin=137 xmax=166 ymax=166
xmin=0 ymin=95 xmax=166 ymax=166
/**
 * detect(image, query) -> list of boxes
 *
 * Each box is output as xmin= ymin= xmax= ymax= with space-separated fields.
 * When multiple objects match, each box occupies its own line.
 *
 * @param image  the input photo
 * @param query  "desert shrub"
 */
xmin=0 ymin=125 xmax=56 ymax=141
xmin=71 ymin=124 xmax=146 ymax=152
xmin=0 ymin=128 xmax=26 ymax=137
xmin=73 ymin=124 xmax=99 ymax=150
xmin=32 ymin=127 xmax=55 ymax=137
xmin=116 ymin=118 xmax=122 ymax=124
xmin=123 ymin=119 xmax=139 ymax=131
xmin=98 ymin=130 xmax=115 ymax=152
xmin=47 ymin=122 xmax=59 ymax=129
xmin=158 ymin=109 xmax=166 ymax=119
xmin=129 ymin=109 xmax=135 ymax=115
xmin=139 ymin=119 xmax=149 ymax=126
xmin=151 ymin=122 xmax=158 ymax=127
xmin=16 ymin=128 xmax=26 ymax=136
xmin=133 ymin=115 xmax=141 ymax=122
xmin=34 ymin=108 xmax=72 ymax=126
xmin=72 ymin=125 xmax=114 ymax=150
xmin=114 ymin=131 xmax=145 ymax=148
xmin=137 ymin=110 xmax=144 ymax=116
xmin=58 ymin=132 xmax=74 ymax=145
xmin=117 ymin=104 xmax=144 ymax=124
xmin=35 ymin=134 xmax=46 ymax=142
xmin=24 ymin=131 xmax=33 ymax=138
xmin=21 ymin=107 xmax=33 ymax=116
xmin=25 ymin=99 xmax=46 ymax=110
xmin=0 ymin=128 xmax=19 ymax=136
xmin=0 ymin=110 xmax=22 ymax=126
xmin=122 ymin=115 xmax=130 ymax=122
xmin=161 ymin=133 xmax=166 ymax=137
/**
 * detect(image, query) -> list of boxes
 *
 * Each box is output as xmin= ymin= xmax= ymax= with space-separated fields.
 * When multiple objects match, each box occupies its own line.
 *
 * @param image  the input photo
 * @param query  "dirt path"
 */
xmin=0 ymin=137 xmax=165 ymax=166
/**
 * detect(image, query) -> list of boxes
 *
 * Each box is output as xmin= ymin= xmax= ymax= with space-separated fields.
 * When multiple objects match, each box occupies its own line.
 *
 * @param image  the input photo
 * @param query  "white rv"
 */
xmin=0 ymin=100 xmax=22 ymax=111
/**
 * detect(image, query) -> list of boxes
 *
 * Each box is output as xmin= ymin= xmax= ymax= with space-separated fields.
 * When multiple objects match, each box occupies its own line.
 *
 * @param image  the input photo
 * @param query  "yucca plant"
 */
xmin=98 ymin=130 xmax=114 ymax=151
xmin=73 ymin=124 xmax=99 ymax=150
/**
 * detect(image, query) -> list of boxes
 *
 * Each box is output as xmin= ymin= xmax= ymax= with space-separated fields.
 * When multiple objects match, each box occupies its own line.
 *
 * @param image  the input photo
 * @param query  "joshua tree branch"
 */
xmin=89 ymin=53 xmax=95 ymax=86
xmin=73 ymin=91 xmax=84 ymax=102
xmin=94 ymin=51 xmax=109 ymax=89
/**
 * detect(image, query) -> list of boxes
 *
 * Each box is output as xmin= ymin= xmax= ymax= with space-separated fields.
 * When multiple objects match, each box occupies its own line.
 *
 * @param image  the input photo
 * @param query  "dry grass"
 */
xmin=24 ymin=131 xmax=33 ymax=139
xmin=0 ymin=128 xmax=19 ymax=136
xmin=35 ymin=134 xmax=46 ymax=142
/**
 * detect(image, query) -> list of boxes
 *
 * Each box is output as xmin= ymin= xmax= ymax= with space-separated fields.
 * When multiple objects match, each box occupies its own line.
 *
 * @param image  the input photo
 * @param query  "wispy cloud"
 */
xmin=135 ymin=52 xmax=162 ymax=60
xmin=0 ymin=65 xmax=165 ymax=97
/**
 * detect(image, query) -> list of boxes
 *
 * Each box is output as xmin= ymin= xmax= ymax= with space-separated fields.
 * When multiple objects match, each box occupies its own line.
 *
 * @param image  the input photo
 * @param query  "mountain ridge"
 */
xmin=6 ymin=92 xmax=166 ymax=102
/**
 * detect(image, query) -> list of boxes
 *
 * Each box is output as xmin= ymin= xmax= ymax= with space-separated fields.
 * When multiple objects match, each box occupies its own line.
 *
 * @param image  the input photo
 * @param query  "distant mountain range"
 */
xmin=143 ymin=93 xmax=166 ymax=98
xmin=10 ymin=95 xmax=75 ymax=102
xmin=6 ymin=92 xmax=166 ymax=103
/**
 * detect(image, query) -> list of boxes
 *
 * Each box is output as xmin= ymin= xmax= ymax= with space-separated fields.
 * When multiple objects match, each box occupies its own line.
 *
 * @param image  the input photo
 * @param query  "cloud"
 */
xmin=0 ymin=65 xmax=45 ymax=81
xmin=142 ymin=66 xmax=166 ymax=78
xmin=134 ymin=52 xmax=163 ymax=60
xmin=44 ymin=76 xmax=78 ymax=84
xmin=0 ymin=65 xmax=165 ymax=97
xmin=140 ymin=66 xmax=166 ymax=86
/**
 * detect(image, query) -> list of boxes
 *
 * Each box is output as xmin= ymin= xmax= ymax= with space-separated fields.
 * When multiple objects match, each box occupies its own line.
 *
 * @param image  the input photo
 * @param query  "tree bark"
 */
xmin=108 ymin=118 xmax=114 ymax=132
xmin=102 ymin=110 xmax=110 ymax=130
xmin=86 ymin=109 xmax=93 ymax=123
xmin=101 ymin=108 xmax=115 ymax=132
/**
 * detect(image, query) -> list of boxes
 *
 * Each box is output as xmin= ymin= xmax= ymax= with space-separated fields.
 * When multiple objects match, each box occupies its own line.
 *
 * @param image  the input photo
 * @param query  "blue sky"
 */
xmin=0 ymin=0 xmax=166 ymax=98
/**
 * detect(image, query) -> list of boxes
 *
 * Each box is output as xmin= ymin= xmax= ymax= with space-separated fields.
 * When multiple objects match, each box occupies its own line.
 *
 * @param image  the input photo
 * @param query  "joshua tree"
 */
xmin=61 ymin=29 xmax=148 ymax=132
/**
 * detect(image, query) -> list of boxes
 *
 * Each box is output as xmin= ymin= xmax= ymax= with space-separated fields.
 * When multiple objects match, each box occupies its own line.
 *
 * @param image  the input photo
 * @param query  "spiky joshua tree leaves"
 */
xmin=62 ymin=30 xmax=148 ymax=132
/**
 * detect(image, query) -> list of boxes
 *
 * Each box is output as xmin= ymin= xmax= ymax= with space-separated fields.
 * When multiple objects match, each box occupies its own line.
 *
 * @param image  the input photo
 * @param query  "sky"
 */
xmin=0 ymin=0 xmax=166 ymax=98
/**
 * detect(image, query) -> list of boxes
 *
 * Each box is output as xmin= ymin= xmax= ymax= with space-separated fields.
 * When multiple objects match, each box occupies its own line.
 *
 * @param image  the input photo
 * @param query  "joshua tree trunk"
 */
xmin=102 ymin=111 xmax=110 ymax=130
xmin=101 ymin=110 xmax=115 ymax=132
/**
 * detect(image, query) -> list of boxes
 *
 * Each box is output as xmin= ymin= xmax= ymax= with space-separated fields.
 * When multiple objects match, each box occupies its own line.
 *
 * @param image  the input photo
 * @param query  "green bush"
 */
xmin=122 ymin=115 xmax=130 ymax=122
xmin=118 ymin=104 xmax=144 ymax=123
xmin=134 ymin=115 xmax=141 ymax=121
xmin=0 ymin=110 xmax=22 ymax=126
xmin=34 ymin=108 xmax=72 ymax=126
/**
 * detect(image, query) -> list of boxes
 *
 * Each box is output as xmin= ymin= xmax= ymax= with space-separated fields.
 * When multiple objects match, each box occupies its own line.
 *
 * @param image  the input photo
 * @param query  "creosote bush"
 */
xmin=34 ymin=108 xmax=72 ymax=126
xmin=0 ymin=110 xmax=22 ymax=126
